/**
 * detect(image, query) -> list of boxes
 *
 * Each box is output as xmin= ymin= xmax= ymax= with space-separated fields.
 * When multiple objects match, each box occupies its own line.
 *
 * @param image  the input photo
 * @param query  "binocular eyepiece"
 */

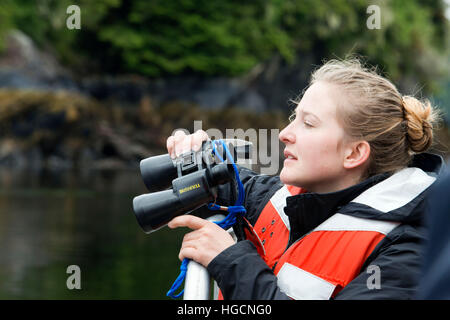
xmin=132 ymin=139 xmax=251 ymax=233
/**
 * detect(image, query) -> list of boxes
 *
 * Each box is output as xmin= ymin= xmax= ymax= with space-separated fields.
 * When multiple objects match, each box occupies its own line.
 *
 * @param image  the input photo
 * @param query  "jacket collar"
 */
xmin=283 ymin=153 xmax=445 ymax=244
xmin=284 ymin=172 xmax=389 ymax=244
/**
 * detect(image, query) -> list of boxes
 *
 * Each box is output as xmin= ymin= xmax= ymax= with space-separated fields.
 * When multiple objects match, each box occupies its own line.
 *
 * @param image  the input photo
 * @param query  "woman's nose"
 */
xmin=279 ymin=125 xmax=295 ymax=144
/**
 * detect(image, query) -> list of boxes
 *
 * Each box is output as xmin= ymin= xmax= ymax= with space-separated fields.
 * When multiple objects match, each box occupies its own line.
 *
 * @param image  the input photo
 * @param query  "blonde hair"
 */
xmin=308 ymin=58 xmax=440 ymax=179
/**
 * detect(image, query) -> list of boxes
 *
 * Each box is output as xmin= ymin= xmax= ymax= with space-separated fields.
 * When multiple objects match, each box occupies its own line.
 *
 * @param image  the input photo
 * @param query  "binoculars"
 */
xmin=132 ymin=139 xmax=252 ymax=233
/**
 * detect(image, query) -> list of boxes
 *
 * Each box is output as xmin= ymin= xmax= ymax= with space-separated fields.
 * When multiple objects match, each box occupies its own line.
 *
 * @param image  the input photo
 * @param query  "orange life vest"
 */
xmin=217 ymin=184 xmax=399 ymax=300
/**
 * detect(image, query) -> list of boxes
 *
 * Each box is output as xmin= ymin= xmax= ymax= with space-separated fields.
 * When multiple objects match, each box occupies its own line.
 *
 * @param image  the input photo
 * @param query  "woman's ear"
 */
xmin=343 ymin=140 xmax=371 ymax=170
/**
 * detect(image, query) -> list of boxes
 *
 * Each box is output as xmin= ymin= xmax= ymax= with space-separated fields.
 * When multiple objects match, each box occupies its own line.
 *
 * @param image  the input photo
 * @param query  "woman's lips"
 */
xmin=284 ymin=150 xmax=297 ymax=160
xmin=284 ymin=150 xmax=297 ymax=164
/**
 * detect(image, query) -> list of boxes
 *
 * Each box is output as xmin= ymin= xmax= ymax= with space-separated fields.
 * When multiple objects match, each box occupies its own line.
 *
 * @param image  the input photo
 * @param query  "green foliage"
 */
xmin=0 ymin=0 xmax=448 ymax=92
xmin=91 ymin=0 xmax=296 ymax=76
xmin=0 ymin=1 xmax=14 ymax=51
xmin=434 ymin=78 xmax=450 ymax=120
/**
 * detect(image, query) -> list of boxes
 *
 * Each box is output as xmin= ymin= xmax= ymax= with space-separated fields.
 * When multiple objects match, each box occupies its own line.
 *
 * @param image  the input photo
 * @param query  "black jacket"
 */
xmin=202 ymin=153 xmax=445 ymax=300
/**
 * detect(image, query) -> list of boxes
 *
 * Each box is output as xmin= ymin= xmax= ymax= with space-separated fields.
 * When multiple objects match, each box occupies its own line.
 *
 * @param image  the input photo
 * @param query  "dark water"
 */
xmin=0 ymin=168 xmax=187 ymax=299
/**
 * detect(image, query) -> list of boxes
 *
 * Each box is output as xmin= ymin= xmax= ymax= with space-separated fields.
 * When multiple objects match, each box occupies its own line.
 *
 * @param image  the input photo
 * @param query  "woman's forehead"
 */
xmin=297 ymin=82 xmax=340 ymax=117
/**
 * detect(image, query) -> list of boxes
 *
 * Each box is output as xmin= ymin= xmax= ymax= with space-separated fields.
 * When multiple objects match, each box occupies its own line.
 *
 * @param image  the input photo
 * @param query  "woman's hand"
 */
xmin=166 ymin=130 xmax=210 ymax=158
xmin=168 ymin=215 xmax=235 ymax=267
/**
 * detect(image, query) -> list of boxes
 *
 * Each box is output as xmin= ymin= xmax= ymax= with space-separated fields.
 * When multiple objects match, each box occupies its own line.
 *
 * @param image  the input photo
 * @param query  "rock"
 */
xmin=190 ymin=78 xmax=242 ymax=109
xmin=229 ymin=89 xmax=267 ymax=112
xmin=0 ymin=30 xmax=318 ymax=113
xmin=0 ymin=150 xmax=27 ymax=169
xmin=80 ymin=75 xmax=149 ymax=104
xmin=92 ymin=158 xmax=129 ymax=170
xmin=0 ymin=30 xmax=79 ymax=91
xmin=24 ymin=147 xmax=44 ymax=172
xmin=77 ymin=147 xmax=97 ymax=169
xmin=96 ymin=122 xmax=151 ymax=162
xmin=46 ymin=155 xmax=73 ymax=171
xmin=0 ymin=89 xmax=152 ymax=170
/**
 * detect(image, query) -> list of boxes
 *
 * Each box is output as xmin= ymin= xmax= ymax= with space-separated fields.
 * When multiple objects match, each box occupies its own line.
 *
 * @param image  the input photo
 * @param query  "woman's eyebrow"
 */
xmin=295 ymin=107 xmax=321 ymax=121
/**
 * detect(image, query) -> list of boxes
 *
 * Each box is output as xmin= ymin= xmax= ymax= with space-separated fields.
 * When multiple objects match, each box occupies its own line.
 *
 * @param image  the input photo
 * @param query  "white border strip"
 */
xmin=270 ymin=186 xmax=292 ymax=230
xmin=314 ymin=213 xmax=399 ymax=235
xmin=351 ymin=167 xmax=435 ymax=213
xmin=277 ymin=263 xmax=336 ymax=300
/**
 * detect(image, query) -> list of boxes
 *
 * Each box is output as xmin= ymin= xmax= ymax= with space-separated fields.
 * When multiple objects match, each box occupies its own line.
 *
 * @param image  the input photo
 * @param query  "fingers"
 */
xmin=166 ymin=130 xmax=186 ymax=158
xmin=174 ymin=130 xmax=189 ymax=158
xmin=178 ymin=246 xmax=197 ymax=262
xmin=171 ymin=215 xmax=235 ymax=266
xmin=192 ymin=130 xmax=209 ymax=151
xmin=165 ymin=130 xmax=210 ymax=158
xmin=177 ymin=229 xmax=200 ymax=261
xmin=168 ymin=215 xmax=208 ymax=230
xmin=177 ymin=229 xmax=213 ymax=262
xmin=166 ymin=135 xmax=175 ymax=158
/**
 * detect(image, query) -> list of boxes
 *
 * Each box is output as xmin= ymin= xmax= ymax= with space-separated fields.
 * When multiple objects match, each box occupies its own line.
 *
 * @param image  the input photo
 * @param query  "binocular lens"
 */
xmin=140 ymin=154 xmax=177 ymax=192
xmin=133 ymin=190 xmax=183 ymax=233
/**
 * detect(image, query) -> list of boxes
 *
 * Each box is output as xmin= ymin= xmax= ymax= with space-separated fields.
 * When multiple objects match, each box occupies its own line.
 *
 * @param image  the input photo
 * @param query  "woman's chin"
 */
xmin=280 ymin=168 xmax=307 ymax=188
xmin=280 ymin=168 xmax=295 ymax=185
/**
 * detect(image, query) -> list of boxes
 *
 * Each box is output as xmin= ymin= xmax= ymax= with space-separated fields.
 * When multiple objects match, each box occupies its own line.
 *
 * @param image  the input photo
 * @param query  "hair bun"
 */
xmin=402 ymin=96 xmax=436 ymax=153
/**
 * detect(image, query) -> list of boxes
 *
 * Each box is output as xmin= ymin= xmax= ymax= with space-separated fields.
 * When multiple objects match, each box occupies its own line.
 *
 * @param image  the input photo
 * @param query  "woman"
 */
xmin=166 ymin=58 xmax=444 ymax=299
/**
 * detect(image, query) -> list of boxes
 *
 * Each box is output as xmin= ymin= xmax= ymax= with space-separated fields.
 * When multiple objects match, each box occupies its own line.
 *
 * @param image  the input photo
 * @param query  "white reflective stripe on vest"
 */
xmin=351 ymin=167 xmax=436 ymax=213
xmin=269 ymin=185 xmax=292 ymax=230
xmin=313 ymin=213 xmax=400 ymax=235
xmin=277 ymin=263 xmax=335 ymax=300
